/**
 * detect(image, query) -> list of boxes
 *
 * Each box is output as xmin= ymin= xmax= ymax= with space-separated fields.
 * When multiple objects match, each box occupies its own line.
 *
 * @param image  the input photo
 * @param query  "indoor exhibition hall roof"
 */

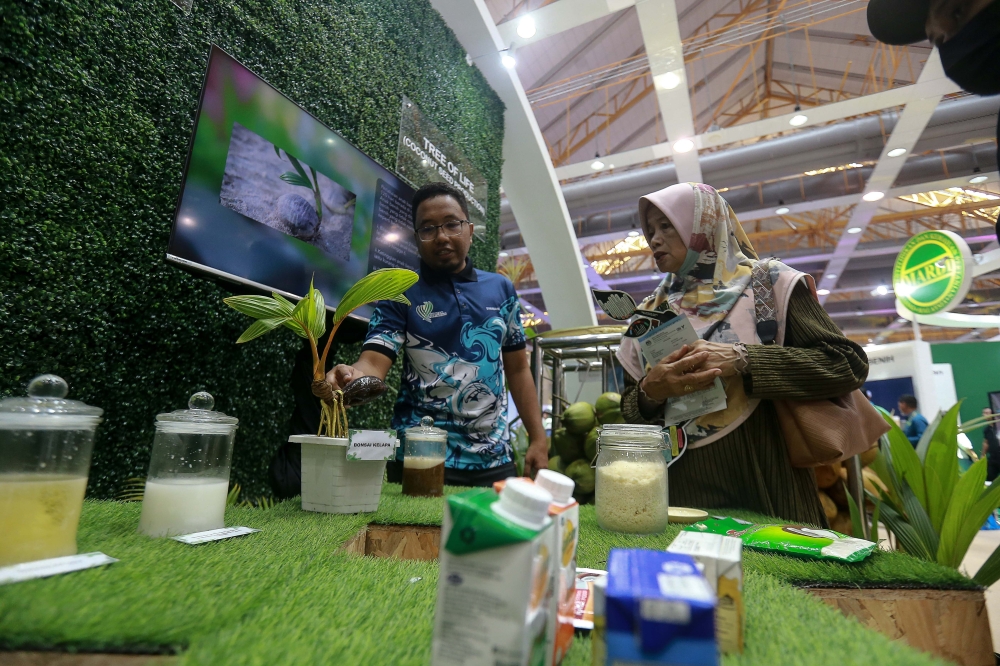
xmin=484 ymin=0 xmax=1000 ymax=344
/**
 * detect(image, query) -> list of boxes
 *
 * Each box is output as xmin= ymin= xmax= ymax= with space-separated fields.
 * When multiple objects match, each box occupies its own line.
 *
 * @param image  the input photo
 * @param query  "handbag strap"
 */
xmin=750 ymin=259 xmax=779 ymax=345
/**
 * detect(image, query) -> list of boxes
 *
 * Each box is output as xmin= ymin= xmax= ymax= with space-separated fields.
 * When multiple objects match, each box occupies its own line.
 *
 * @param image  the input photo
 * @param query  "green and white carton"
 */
xmin=432 ymin=480 xmax=557 ymax=666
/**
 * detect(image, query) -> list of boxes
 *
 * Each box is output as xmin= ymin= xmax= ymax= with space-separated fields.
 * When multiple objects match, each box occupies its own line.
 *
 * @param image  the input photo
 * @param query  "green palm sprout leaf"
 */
xmin=332 ymin=268 xmax=418 ymax=326
xmin=307 ymin=280 xmax=326 ymax=343
xmin=973 ymin=537 xmax=1000 ymax=586
xmin=845 ymin=482 xmax=864 ymax=539
xmin=938 ymin=457 xmax=987 ymax=567
xmin=224 ymin=295 xmax=293 ymax=320
xmin=899 ymin=478 xmax=938 ymax=557
xmin=952 ymin=479 xmax=1000 ymax=570
xmin=880 ymin=412 xmax=926 ymax=508
xmin=235 ymin=317 xmax=287 ymax=344
xmin=923 ymin=403 xmax=961 ymax=532
xmin=280 ymin=172 xmax=314 ymax=189
xmin=915 ymin=409 xmax=943 ymax=462
xmin=878 ymin=500 xmax=934 ymax=560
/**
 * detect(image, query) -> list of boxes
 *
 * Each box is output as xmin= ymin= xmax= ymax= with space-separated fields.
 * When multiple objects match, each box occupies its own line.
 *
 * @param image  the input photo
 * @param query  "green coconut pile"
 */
xmin=549 ymin=392 xmax=624 ymax=502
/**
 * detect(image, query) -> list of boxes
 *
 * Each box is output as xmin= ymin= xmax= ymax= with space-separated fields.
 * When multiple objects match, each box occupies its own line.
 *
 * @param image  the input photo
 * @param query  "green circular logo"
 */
xmin=892 ymin=230 xmax=971 ymax=315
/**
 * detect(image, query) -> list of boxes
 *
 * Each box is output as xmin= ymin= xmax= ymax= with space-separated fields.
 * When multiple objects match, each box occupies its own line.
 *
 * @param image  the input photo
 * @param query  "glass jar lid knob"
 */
xmin=189 ymin=392 xmax=215 ymax=411
xmin=420 ymin=415 xmax=434 ymax=428
xmin=28 ymin=374 xmax=69 ymax=399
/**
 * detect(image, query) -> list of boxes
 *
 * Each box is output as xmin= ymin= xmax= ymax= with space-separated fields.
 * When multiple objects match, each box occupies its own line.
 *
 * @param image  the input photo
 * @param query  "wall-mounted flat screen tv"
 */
xmin=168 ymin=45 xmax=420 ymax=320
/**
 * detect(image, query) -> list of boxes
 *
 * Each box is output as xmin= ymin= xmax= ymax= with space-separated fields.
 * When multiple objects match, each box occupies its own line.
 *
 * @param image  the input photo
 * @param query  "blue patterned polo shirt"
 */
xmin=362 ymin=260 xmax=526 ymax=470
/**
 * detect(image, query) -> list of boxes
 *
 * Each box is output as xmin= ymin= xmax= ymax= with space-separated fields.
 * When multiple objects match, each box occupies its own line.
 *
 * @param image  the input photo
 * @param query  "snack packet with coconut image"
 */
xmin=685 ymin=516 xmax=877 ymax=563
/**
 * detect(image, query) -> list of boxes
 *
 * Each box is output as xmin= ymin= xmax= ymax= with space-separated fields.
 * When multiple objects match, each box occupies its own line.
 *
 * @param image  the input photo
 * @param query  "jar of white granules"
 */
xmin=594 ymin=424 xmax=669 ymax=534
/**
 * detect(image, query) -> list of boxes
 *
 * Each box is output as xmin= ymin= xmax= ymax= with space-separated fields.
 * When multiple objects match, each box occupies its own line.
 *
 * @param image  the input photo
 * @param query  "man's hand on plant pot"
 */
xmin=523 ymin=439 xmax=549 ymax=479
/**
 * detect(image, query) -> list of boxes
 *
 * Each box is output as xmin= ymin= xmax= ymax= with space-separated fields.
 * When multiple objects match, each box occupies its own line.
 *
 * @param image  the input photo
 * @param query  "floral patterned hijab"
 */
xmin=617 ymin=182 xmax=812 ymax=449
xmin=637 ymin=182 xmax=758 ymax=339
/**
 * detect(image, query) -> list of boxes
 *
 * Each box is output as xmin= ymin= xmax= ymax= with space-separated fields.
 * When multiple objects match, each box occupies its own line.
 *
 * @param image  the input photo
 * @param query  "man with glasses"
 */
xmin=319 ymin=182 xmax=549 ymax=486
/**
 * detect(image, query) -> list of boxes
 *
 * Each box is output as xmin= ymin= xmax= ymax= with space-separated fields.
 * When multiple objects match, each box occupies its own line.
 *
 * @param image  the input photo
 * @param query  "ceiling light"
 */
xmin=826 ymin=274 xmax=837 ymax=280
xmin=863 ymin=191 xmax=885 ymax=202
xmin=516 ymin=15 xmax=536 ymax=39
xmin=672 ymin=138 xmax=694 ymax=153
xmin=501 ymin=50 xmax=516 ymax=68
xmin=817 ymin=288 xmax=830 ymax=295
xmin=970 ymin=175 xmax=988 ymax=184
xmin=876 ymin=285 xmax=889 ymax=296
xmin=656 ymin=71 xmax=682 ymax=90
xmin=651 ymin=274 xmax=660 ymax=280
xmin=847 ymin=227 xmax=863 ymax=234
xmin=628 ymin=230 xmax=640 ymax=237
xmin=498 ymin=251 xmax=508 ymax=257
xmin=543 ymin=311 xmax=549 ymax=315
xmin=590 ymin=157 xmax=605 ymax=171
xmin=887 ymin=148 xmax=907 ymax=157
xmin=775 ymin=206 xmax=790 ymax=215
xmin=789 ymin=114 xmax=808 ymax=127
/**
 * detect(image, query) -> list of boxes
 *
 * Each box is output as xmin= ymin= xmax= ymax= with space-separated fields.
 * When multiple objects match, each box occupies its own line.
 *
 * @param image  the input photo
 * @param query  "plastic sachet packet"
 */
xmin=684 ymin=516 xmax=877 ymax=563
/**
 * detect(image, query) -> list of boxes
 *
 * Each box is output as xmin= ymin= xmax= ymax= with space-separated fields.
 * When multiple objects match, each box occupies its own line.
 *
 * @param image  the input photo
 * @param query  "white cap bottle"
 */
xmin=492 ymin=477 xmax=553 ymax=530
xmin=535 ymin=469 xmax=576 ymax=505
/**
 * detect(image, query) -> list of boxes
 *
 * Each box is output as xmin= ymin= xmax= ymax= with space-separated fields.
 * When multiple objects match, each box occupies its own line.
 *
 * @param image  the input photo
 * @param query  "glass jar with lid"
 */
xmin=138 ymin=392 xmax=238 ymax=537
xmin=594 ymin=424 xmax=669 ymax=534
xmin=402 ymin=416 xmax=447 ymax=497
xmin=0 ymin=374 xmax=104 ymax=565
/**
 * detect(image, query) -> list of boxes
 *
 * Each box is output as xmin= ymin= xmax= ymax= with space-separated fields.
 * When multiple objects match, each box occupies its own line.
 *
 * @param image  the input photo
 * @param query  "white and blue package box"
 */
xmin=604 ymin=548 xmax=718 ymax=666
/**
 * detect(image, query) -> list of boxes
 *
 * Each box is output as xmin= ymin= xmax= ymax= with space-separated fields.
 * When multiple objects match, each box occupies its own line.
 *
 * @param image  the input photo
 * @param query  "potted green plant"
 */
xmin=224 ymin=269 xmax=418 ymax=513
xmin=861 ymin=403 xmax=1000 ymax=586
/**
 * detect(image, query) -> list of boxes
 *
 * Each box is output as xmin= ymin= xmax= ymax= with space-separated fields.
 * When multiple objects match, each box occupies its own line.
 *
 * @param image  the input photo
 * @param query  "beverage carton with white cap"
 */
xmin=432 ymin=479 xmax=557 ymax=666
xmin=533 ymin=469 xmax=579 ymax=664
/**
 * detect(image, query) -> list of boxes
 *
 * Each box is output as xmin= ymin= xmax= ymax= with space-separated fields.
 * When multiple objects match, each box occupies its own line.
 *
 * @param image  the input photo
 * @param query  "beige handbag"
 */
xmin=772 ymin=391 xmax=888 ymax=467
xmin=752 ymin=261 xmax=889 ymax=468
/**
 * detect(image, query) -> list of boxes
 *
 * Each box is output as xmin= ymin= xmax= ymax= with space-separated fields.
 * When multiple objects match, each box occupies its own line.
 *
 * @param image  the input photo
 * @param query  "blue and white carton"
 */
xmin=604 ymin=549 xmax=718 ymax=666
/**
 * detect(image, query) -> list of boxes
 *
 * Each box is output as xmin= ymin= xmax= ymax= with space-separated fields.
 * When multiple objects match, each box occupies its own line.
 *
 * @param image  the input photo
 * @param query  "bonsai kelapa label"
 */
xmin=892 ymin=230 xmax=973 ymax=315
xmin=347 ymin=430 xmax=398 ymax=461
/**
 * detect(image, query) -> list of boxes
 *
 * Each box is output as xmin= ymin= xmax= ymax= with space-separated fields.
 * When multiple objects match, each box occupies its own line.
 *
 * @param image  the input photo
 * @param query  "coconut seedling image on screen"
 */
xmin=168 ymin=45 xmax=419 ymax=318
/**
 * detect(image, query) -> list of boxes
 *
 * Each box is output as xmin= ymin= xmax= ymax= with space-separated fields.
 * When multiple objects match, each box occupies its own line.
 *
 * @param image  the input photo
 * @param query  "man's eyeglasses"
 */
xmin=415 ymin=219 xmax=468 ymax=242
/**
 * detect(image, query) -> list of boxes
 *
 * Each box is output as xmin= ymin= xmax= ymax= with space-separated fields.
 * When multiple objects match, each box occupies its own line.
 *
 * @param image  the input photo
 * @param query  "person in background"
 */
xmin=983 ymin=407 xmax=1000 ymax=481
xmin=319 ymin=182 xmax=548 ymax=486
xmin=898 ymin=394 xmax=929 ymax=447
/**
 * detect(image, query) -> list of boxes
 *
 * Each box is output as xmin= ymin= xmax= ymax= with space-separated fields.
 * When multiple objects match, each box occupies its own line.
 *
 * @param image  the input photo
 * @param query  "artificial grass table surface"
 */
xmin=0 ymin=482 xmax=974 ymax=665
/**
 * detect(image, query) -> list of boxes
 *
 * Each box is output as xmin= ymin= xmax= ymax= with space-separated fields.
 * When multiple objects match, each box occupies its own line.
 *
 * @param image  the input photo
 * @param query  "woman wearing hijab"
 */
xmin=617 ymin=182 xmax=870 ymax=525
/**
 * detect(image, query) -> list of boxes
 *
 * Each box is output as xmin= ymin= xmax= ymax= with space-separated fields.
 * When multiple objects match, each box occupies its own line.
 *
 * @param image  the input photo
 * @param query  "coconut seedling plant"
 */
xmin=224 ymin=269 xmax=418 ymax=438
xmin=863 ymin=402 xmax=1000 ymax=586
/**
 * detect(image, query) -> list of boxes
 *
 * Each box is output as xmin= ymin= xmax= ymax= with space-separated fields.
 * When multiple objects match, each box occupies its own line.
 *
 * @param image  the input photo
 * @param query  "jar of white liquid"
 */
xmin=138 ymin=392 xmax=238 ymax=537
xmin=594 ymin=424 xmax=669 ymax=534
xmin=0 ymin=375 xmax=103 ymax=566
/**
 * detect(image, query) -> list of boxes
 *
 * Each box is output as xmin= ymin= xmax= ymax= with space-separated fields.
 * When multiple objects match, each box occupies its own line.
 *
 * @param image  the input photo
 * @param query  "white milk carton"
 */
xmin=494 ymin=472 xmax=580 ymax=664
xmin=667 ymin=530 xmax=744 ymax=654
xmin=432 ymin=480 xmax=556 ymax=666
xmin=533 ymin=470 xmax=580 ymax=665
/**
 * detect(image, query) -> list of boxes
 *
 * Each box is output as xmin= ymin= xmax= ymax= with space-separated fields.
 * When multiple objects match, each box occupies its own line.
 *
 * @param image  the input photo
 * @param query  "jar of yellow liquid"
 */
xmin=138 ymin=392 xmax=238 ymax=537
xmin=0 ymin=374 xmax=104 ymax=566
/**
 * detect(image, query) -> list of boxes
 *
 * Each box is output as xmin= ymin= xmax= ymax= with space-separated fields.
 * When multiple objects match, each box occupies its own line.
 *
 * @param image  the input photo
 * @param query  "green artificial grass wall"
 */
xmin=0 ymin=0 xmax=505 ymax=498
xmin=931 ymin=341 xmax=1000 ymax=455
xmin=0 ymin=492 xmax=959 ymax=666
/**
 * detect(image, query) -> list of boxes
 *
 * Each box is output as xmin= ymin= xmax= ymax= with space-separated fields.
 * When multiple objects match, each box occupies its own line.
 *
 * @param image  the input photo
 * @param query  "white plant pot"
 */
xmin=291 ymin=435 xmax=389 ymax=514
